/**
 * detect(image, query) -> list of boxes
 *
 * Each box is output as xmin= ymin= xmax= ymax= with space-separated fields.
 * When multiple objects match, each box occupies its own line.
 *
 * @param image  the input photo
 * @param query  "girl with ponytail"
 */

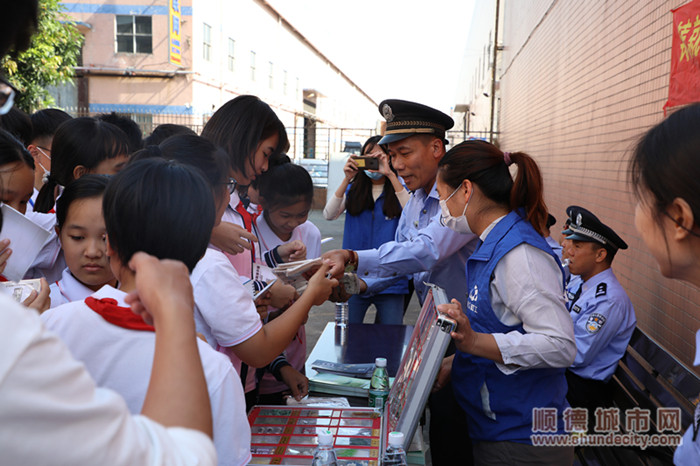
xmin=34 ymin=117 xmax=130 ymax=214
xmin=435 ymin=140 xmax=576 ymax=462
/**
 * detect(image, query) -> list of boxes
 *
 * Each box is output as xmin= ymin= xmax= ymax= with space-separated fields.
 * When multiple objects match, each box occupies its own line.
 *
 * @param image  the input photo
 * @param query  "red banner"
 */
xmin=665 ymin=0 xmax=700 ymax=113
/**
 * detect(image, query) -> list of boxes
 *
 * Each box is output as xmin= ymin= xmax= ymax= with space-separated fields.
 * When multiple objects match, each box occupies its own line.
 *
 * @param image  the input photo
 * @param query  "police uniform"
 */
xmin=354 ymin=100 xmax=476 ymax=466
xmin=562 ymin=206 xmax=637 ymax=423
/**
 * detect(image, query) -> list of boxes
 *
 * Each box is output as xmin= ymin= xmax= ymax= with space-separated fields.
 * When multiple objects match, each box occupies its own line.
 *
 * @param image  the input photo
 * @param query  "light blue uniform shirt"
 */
xmin=356 ymin=182 xmax=478 ymax=307
xmin=566 ymin=268 xmax=636 ymax=382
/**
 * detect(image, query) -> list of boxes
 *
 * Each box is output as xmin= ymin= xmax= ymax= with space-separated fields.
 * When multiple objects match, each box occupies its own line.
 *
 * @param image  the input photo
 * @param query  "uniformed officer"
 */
xmin=323 ymin=99 xmax=478 ymax=466
xmin=562 ymin=206 xmax=637 ymax=428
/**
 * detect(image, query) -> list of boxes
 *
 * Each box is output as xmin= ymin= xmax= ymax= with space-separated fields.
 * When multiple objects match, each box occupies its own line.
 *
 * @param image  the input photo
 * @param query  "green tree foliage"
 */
xmin=1 ymin=0 xmax=83 ymax=112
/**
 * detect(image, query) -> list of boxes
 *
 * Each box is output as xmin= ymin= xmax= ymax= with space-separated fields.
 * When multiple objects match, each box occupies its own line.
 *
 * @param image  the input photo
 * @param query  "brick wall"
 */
xmin=498 ymin=0 xmax=700 ymax=370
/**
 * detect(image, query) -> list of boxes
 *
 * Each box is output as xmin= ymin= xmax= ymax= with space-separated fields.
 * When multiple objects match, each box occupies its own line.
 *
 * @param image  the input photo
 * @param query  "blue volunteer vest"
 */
xmin=342 ymin=186 xmax=408 ymax=295
xmin=452 ymin=210 xmax=569 ymax=443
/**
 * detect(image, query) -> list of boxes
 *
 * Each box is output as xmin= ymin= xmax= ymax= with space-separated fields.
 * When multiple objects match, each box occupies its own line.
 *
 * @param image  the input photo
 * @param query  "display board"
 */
xmin=248 ymin=406 xmax=381 ymax=465
xmin=383 ymin=283 xmax=456 ymax=450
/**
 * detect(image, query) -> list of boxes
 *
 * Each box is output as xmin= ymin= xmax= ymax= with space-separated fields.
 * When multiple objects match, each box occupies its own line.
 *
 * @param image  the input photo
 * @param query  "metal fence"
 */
xmin=65 ymin=107 xmax=492 ymax=186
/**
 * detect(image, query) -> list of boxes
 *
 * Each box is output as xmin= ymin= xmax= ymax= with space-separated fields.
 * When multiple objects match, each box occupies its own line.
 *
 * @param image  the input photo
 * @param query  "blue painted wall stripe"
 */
xmin=89 ymin=103 xmax=196 ymax=115
xmin=61 ymin=3 xmax=193 ymax=16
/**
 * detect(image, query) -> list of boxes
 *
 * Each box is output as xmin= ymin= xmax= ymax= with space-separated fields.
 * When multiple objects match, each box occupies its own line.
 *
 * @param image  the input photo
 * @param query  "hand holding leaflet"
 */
xmin=0 ymin=204 xmax=51 ymax=281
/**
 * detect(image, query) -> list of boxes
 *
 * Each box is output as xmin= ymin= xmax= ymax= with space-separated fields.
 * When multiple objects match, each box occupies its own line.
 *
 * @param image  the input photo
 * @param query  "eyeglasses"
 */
xmin=224 ymin=177 xmax=237 ymax=194
xmin=0 ymin=76 xmax=17 ymax=110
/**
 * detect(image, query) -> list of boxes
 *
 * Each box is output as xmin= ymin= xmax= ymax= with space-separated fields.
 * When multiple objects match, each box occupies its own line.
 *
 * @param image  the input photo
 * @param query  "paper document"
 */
xmin=0 ymin=204 xmax=51 ymax=281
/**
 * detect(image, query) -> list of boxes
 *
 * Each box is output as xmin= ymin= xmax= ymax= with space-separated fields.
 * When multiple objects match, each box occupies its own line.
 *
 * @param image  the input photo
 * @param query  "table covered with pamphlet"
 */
xmin=247 ymin=283 xmax=456 ymax=465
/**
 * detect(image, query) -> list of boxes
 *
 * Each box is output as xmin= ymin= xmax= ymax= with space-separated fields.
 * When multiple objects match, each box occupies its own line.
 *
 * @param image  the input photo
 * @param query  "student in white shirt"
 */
xmin=25 ymin=108 xmax=72 ymax=210
xmin=49 ymin=175 xmax=117 ymax=307
xmin=27 ymin=117 xmax=132 ymax=282
xmin=131 ymin=136 xmax=337 ymax=408
xmin=41 ymin=158 xmax=250 ymax=465
xmin=203 ymin=95 xmax=288 ymax=267
xmin=1 ymin=252 xmax=217 ymax=465
xmin=255 ymin=160 xmax=321 ymax=403
xmin=0 ymin=128 xmax=50 ymax=307
xmin=33 ymin=117 xmax=131 ymax=213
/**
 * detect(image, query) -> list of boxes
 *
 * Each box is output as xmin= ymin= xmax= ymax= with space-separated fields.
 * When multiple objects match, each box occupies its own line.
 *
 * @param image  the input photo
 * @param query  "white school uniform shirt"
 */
xmin=23 ymin=210 xmax=66 ymax=282
xmin=190 ymin=247 xmax=263 ymax=393
xmin=216 ymin=190 xmax=254 ymax=279
xmin=0 ymin=293 xmax=216 ymax=466
xmin=255 ymin=214 xmax=322 ymax=261
xmin=41 ymin=285 xmax=250 ymax=466
xmin=255 ymin=213 xmax=321 ymax=394
xmin=49 ymin=267 xmax=96 ymax=307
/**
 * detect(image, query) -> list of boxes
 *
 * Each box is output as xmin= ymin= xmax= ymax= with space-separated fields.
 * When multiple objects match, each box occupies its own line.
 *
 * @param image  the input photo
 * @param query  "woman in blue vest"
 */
xmin=435 ymin=140 xmax=576 ymax=464
xmin=323 ymin=135 xmax=409 ymax=324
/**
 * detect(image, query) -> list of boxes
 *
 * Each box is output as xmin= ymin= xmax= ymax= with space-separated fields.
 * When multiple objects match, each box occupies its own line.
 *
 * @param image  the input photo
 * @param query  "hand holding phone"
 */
xmin=351 ymin=155 xmax=379 ymax=170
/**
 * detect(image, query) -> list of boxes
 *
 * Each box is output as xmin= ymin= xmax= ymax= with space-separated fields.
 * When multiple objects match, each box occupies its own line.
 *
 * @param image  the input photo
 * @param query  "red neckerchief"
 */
xmin=84 ymin=296 xmax=155 ymax=332
xmin=235 ymin=200 xmax=260 ymax=258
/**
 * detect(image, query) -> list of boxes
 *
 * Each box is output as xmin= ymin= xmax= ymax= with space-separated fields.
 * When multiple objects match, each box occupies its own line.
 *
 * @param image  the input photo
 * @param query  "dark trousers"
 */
xmin=428 ymin=379 xmax=472 ymax=465
xmin=565 ymin=369 xmax=613 ymax=433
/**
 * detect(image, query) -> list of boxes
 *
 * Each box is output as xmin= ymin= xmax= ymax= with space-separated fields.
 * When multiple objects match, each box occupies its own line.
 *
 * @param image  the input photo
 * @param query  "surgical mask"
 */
xmin=439 ymin=185 xmax=472 ymax=234
xmin=364 ymin=170 xmax=384 ymax=180
xmin=36 ymin=147 xmax=51 ymax=184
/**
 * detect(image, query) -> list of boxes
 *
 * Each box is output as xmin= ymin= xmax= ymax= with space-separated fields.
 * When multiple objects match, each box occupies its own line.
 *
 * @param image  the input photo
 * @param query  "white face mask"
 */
xmin=439 ymin=185 xmax=473 ymax=234
xmin=36 ymin=147 xmax=51 ymax=184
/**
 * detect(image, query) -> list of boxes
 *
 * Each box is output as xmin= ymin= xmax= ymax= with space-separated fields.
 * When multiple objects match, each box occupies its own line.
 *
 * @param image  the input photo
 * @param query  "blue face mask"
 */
xmin=364 ymin=170 xmax=384 ymax=181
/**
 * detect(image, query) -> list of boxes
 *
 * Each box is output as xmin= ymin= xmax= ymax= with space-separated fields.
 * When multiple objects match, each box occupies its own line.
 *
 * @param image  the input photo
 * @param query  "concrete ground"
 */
xmin=305 ymin=209 xmax=424 ymax=352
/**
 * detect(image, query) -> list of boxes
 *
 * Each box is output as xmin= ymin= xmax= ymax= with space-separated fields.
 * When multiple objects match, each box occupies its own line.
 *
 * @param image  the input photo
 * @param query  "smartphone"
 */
xmin=351 ymin=155 xmax=379 ymax=170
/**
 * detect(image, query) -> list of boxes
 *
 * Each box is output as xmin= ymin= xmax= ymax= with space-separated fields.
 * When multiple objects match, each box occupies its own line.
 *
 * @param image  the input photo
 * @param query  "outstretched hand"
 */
xmin=320 ymin=249 xmax=351 ymax=278
xmin=210 ymin=221 xmax=258 ymax=255
xmin=305 ymin=260 xmax=339 ymax=306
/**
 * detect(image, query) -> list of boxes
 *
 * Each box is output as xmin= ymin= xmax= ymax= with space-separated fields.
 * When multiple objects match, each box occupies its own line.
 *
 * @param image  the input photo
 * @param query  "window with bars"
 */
xmin=116 ymin=15 xmax=152 ymax=54
xmin=203 ymin=23 xmax=212 ymax=61
xmin=228 ymin=38 xmax=235 ymax=71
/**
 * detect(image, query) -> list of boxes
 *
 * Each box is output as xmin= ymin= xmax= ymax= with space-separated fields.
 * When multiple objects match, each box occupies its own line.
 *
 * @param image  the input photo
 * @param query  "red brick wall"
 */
xmin=498 ymin=0 xmax=700 ymax=370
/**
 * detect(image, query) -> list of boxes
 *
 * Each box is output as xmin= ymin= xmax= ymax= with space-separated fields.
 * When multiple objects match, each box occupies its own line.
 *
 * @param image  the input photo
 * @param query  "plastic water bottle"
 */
xmin=335 ymin=302 xmax=348 ymax=326
xmin=368 ymin=357 xmax=390 ymax=409
xmin=311 ymin=429 xmax=338 ymax=465
xmin=382 ymin=431 xmax=408 ymax=465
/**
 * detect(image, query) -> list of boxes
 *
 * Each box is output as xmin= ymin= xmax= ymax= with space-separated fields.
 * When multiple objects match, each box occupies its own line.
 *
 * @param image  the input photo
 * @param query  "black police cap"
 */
xmin=378 ymin=99 xmax=454 ymax=145
xmin=563 ymin=205 xmax=628 ymax=251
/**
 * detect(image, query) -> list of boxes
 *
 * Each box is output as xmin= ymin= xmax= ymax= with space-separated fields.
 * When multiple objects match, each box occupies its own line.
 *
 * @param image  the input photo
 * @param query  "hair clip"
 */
xmin=503 ymin=152 xmax=513 ymax=166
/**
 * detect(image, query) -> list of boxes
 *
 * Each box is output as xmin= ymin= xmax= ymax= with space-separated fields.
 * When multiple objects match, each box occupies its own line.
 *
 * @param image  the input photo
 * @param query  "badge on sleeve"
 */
xmin=595 ymin=283 xmax=607 ymax=297
xmin=586 ymin=313 xmax=606 ymax=334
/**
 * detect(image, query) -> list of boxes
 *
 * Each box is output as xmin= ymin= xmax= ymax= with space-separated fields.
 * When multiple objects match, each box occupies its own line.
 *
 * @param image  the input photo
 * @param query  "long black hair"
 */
xmin=0 ymin=128 xmax=34 ymax=170
xmin=201 ymin=95 xmax=288 ymax=182
xmin=34 ymin=117 xmax=130 ymax=213
xmin=346 ymin=135 xmax=402 ymax=219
